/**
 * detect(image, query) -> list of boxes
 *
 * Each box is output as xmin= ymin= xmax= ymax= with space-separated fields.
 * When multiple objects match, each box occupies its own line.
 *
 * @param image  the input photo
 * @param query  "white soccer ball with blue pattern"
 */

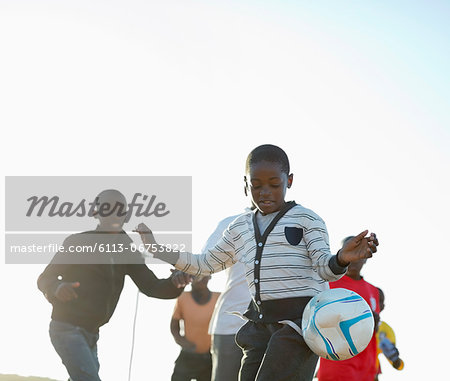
xmin=301 ymin=288 xmax=374 ymax=361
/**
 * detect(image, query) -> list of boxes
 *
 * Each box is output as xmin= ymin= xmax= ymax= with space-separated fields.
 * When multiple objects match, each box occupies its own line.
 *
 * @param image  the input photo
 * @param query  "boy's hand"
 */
xmin=338 ymin=230 xmax=378 ymax=266
xmin=373 ymin=311 xmax=380 ymax=332
xmin=178 ymin=337 xmax=197 ymax=352
xmin=134 ymin=222 xmax=181 ymax=265
xmin=54 ymin=282 xmax=80 ymax=302
xmin=134 ymin=223 xmax=157 ymax=246
xmin=170 ymin=269 xmax=193 ymax=288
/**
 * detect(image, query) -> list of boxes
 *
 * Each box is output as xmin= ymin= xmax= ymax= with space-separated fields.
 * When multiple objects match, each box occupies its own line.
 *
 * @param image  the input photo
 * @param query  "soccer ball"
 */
xmin=301 ymin=288 xmax=374 ymax=361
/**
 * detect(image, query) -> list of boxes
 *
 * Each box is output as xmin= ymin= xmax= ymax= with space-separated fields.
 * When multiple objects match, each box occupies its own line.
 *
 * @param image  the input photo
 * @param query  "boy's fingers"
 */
xmin=172 ymin=275 xmax=187 ymax=288
xmin=59 ymin=286 xmax=78 ymax=301
xmin=367 ymin=233 xmax=378 ymax=254
xmin=354 ymin=230 xmax=369 ymax=242
xmin=133 ymin=223 xmax=151 ymax=234
xmin=170 ymin=270 xmax=193 ymax=288
xmin=369 ymin=233 xmax=379 ymax=246
xmin=67 ymin=286 xmax=78 ymax=298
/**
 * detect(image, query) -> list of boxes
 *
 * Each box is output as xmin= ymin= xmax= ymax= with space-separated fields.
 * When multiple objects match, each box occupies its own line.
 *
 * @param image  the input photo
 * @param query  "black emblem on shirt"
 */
xmin=284 ymin=227 xmax=303 ymax=245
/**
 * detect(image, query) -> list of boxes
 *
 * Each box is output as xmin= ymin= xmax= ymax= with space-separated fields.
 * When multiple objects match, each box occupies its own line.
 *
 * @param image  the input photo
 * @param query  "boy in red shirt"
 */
xmin=317 ymin=237 xmax=380 ymax=381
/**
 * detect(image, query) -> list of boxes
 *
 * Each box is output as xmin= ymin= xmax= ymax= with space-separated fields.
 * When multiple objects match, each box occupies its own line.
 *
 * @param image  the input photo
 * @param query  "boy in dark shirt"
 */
xmin=38 ymin=189 xmax=190 ymax=381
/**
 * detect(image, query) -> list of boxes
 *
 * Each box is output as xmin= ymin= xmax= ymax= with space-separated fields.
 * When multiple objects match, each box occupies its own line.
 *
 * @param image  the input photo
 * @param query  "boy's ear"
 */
xmin=287 ymin=173 xmax=293 ymax=188
xmin=244 ymin=176 xmax=248 ymax=196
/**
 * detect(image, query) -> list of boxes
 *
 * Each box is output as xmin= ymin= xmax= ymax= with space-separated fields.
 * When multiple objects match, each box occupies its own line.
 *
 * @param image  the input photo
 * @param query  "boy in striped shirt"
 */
xmin=137 ymin=144 xmax=378 ymax=381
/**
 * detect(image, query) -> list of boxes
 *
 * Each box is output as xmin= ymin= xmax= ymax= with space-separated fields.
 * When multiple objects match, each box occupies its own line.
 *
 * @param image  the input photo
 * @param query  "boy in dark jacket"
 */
xmin=38 ymin=189 xmax=189 ymax=381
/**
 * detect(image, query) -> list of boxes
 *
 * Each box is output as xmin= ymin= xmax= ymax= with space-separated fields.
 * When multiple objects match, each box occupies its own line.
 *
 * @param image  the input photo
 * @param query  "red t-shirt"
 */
xmin=317 ymin=276 xmax=380 ymax=381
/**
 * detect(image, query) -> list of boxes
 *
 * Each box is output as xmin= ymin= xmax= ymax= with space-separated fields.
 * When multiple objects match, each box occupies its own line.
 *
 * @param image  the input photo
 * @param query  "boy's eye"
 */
xmin=251 ymin=184 xmax=280 ymax=190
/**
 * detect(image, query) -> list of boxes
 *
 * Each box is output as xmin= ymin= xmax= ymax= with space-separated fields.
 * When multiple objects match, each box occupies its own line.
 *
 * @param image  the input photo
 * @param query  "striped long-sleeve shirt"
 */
xmin=176 ymin=202 xmax=347 ymax=303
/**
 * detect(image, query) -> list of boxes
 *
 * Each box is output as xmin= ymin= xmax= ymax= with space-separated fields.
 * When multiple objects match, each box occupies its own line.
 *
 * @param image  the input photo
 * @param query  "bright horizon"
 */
xmin=1 ymin=1 xmax=449 ymax=380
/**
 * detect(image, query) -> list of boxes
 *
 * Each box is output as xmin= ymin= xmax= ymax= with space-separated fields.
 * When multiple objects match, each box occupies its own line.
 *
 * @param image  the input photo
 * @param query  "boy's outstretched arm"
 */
xmin=127 ymin=264 xmax=189 ymax=299
xmin=337 ymin=230 xmax=378 ymax=266
xmin=134 ymin=222 xmax=236 ymax=276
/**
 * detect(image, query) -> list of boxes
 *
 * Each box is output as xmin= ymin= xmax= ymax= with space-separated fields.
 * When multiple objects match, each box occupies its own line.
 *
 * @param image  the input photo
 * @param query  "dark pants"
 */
xmin=235 ymin=320 xmax=318 ymax=381
xmin=171 ymin=350 xmax=212 ymax=381
xmin=211 ymin=334 xmax=243 ymax=381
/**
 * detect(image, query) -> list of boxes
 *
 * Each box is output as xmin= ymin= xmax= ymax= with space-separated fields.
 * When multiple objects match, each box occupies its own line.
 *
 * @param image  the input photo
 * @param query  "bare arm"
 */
xmin=170 ymin=318 xmax=196 ymax=352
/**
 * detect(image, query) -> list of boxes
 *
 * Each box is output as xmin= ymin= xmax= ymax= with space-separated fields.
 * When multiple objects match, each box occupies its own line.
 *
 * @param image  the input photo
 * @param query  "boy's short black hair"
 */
xmin=245 ymin=144 xmax=290 ymax=175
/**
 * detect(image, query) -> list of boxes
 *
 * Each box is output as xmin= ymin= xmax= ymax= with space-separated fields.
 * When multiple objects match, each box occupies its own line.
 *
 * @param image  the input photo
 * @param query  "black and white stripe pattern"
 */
xmin=176 ymin=203 xmax=346 ymax=301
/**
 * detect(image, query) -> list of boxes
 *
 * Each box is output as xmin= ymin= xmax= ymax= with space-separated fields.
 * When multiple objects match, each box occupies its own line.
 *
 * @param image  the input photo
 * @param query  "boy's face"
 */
xmin=246 ymin=160 xmax=293 ymax=215
xmin=346 ymin=258 xmax=366 ymax=278
xmin=95 ymin=190 xmax=128 ymax=231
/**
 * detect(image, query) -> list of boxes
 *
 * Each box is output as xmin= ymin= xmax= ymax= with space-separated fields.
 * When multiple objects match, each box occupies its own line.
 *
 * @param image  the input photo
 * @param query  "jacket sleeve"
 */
xmin=126 ymin=264 xmax=183 ymax=299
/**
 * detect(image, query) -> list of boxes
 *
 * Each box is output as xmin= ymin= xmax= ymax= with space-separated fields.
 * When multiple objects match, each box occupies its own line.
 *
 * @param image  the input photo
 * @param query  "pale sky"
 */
xmin=1 ymin=1 xmax=449 ymax=380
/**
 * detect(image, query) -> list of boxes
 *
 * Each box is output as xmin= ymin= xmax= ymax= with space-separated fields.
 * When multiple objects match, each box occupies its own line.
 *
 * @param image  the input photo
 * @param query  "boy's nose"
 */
xmin=260 ymin=187 xmax=271 ymax=196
